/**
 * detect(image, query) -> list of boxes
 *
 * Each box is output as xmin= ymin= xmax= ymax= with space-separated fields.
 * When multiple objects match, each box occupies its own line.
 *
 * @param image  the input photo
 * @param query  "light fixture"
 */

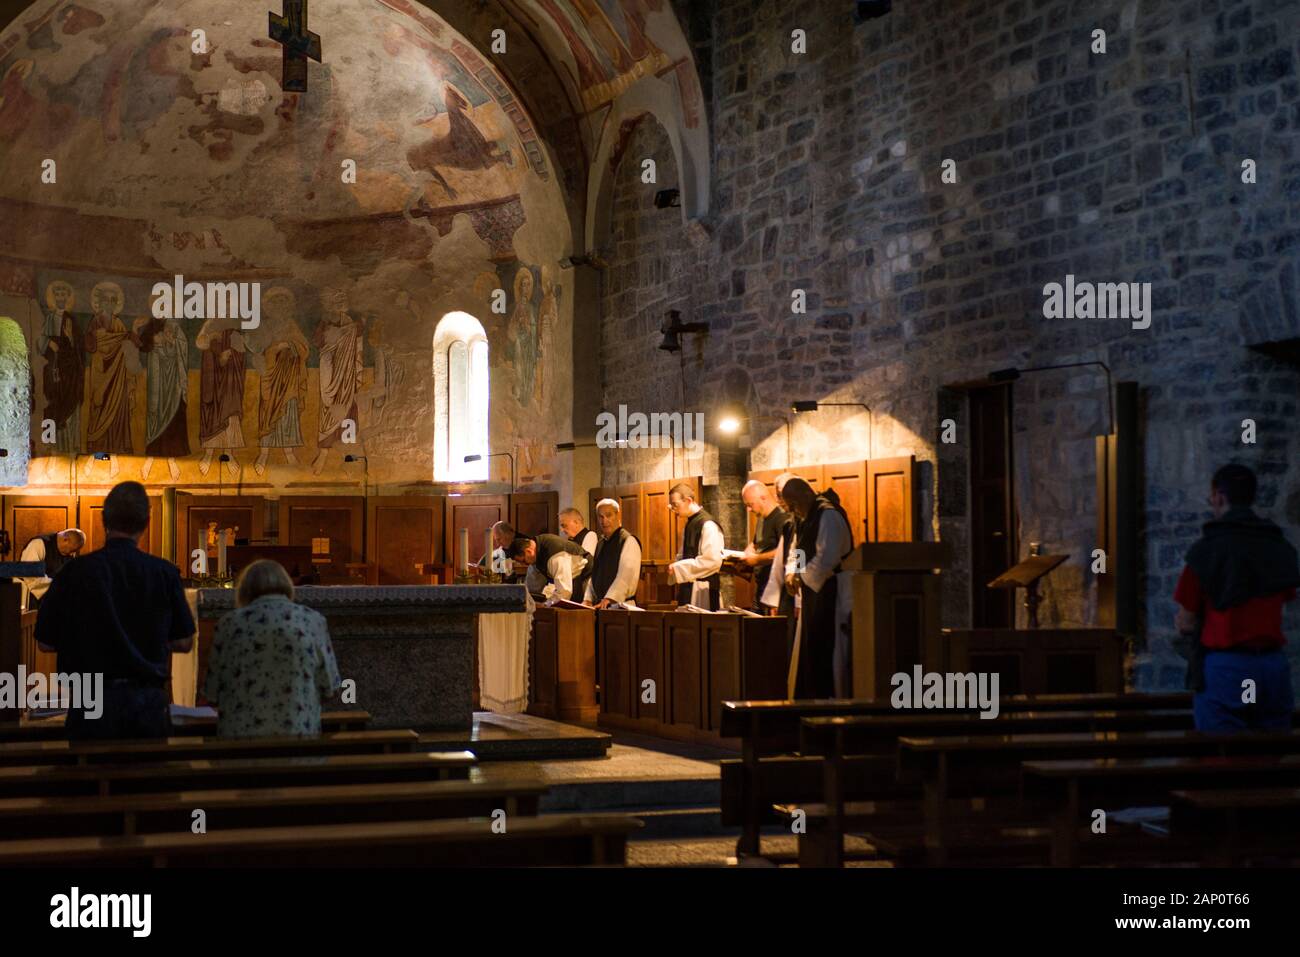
xmin=554 ymin=441 xmax=599 ymax=452
xmin=855 ymin=0 xmax=893 ymax=22
xmin=464 ymin=451 xmax=515 ymax=491
xmin=658 ymin=309 xmax=709 ymax=353
xmin=718 ymin=416 xmax=742 ymax=435
xmin=989 ymin=361 xmax=1115 ymax=434
xmin=791 ymin=400 xmax=874 ymax=458
xmin=654 ymin=188 xmax=681 ymax=209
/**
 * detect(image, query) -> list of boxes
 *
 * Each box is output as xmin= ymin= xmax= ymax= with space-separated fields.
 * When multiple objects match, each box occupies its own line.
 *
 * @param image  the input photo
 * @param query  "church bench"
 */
xmin=723 ymin=704 xmax=1193 ymax=858
xmin=0 ymin=710 xmax=372 ymax=743
xmin=860 ymin=729 xmax=1300 ymax=867
xmin=0 ymin=729 xmax=419 ymax=767
xmin=0 ymin=750 xmax=477 ymax=800
xmin=0 ymin=777 xmax=548 ymax=840
xmin=1169 ymin=788 xmax=1300 ymax=866
xmin=1023 ymin=754 xmax=1300 ymax=866
xmin=787 ymin=712 xmax=1200 ymax=866
xmin=0 ymin=814 xmax=643 ymax=867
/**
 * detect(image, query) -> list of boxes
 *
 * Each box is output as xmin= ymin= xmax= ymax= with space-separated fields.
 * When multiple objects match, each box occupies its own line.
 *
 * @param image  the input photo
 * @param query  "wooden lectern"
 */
xmin=841 ymin=542 xmax=952 ymax=699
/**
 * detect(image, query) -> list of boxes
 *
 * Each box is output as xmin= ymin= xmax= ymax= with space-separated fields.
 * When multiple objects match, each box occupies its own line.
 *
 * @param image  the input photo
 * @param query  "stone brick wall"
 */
xmin=598 ymin=0 xmax=1300 ymax=690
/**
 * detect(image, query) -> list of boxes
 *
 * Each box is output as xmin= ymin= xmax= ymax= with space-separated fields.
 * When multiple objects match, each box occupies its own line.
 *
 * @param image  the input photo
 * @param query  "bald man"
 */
xmin=478 ymin=520 xmax=524 ymax=582
xmin=559 ymin=507 xmax=598 ymax=558
xmin=740 ymin=480 xmax=791 ymax=614
xmin=20 ymin=528 xmax=85 ymax=610
xmin=782 ymin=477 xmax=854 ymax=698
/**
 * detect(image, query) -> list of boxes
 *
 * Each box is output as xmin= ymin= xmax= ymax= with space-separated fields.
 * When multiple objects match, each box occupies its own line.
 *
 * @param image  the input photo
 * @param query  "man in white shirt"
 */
xmin=559 ymin=507 xmax=598 ymax=557
xmin=782 ymin=478 xmax=854 ymax=698
xmin=508 ymin=533 xmax=590 ymax=602
xmin=667 ymin=483 xmax=724 ymax=610
xmin=19 ymin=528 xmax=85 ymax=610
xmin=583 ymin=498 xmax=642 ymax=608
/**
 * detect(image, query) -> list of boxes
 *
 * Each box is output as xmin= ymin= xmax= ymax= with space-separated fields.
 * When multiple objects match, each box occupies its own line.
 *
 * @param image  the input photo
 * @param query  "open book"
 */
xmin=721 ymin=549 xmax=748 ymax=560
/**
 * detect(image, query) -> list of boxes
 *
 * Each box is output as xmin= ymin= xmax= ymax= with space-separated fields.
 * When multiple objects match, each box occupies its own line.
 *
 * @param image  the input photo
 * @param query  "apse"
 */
xmin=0 ymin=0 xmax=572 ymax=490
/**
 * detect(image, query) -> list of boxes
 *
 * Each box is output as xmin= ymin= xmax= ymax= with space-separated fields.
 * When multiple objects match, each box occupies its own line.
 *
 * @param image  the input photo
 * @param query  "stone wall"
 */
xmin=598 ymin=0 xmax=1300 ymax=689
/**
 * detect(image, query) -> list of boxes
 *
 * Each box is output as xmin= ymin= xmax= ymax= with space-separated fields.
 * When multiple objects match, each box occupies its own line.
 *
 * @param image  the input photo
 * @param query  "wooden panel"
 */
xmin=866 ymin=455 xmax=915 ymax=543
xmin=822 ymin=461 xmax=866 ymax=546
xmin=632 ymin=611 xmax=666 ymax=722
xmin=5 ymin=496 xmax=76 ymax=560
xmin=281 ymin=497 xmax=364 ymax=583
xmin=666 ymin=614 xmax=703 ymax=728
xmin=511 ymin=491 xmax=558 ymax=538
xmin=598 ymin=611 xmax=633 ymax=718
xmin=527 ymin=609 xmax=559 ymax=719
xmin=78 ymin=496 xmax=164 ymax=557
xmin=642 ymin=483 xmax=673 ymax=563
xmin=704 ymin=616 xmax=741 ymax=732
xmin=444 ymin=494 xmax=507 ymax=570
xmin=174 ymin=494 xmax=266 ymax=574
xmin=368 ymin=496 xmax=443 ymax=585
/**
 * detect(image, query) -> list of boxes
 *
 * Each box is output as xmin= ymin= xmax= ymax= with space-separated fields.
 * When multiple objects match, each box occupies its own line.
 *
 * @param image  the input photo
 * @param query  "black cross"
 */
xmin=268 ymin=0 xmax=321 ymax=93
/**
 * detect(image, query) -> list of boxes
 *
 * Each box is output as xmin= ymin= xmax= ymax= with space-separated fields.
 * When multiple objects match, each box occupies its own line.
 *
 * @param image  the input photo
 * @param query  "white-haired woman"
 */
xmin=203 ymin=560 xmax=341 ymax=738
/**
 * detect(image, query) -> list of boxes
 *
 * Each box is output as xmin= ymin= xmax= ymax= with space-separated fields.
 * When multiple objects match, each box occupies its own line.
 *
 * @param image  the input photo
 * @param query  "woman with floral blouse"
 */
xmin=203 ymin=560 xmax=341 ymax=738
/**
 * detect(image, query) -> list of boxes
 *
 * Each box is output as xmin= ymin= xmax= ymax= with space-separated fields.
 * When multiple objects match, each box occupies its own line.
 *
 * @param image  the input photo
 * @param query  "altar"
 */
xmin=196 ymin=584 xmax=527 ymax=730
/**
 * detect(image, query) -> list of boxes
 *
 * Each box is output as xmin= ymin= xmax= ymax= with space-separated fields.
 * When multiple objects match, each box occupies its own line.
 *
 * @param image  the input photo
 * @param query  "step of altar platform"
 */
xmin=417 ymin=712 xmax=612 ymax=761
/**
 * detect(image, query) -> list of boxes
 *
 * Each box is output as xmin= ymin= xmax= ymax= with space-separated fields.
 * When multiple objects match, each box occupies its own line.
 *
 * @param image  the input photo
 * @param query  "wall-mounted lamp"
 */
xmin=0 ymin=448 xmax=8 ymax=458
xmin=791 ymin=400 xmax=874 ymax=459
xmin=654 ymin=188 xmax=681 ymax=209
xmin=658 ymin=309 xmax=708 ymax=353
xmin=988 ymin=361 xmax=1115 ymax=435
xmin=554 ymin=442 xmax=599 ymax=452
xmin=464 ymin=451 xmax=515 ymax=491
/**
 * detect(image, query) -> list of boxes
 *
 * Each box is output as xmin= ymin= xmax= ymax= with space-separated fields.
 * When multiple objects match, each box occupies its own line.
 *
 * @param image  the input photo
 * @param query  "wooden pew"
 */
xmin=720 ymin=693 xmax=1189 ymax=855
xmin=0 ymin=750 xmax=476 ymax=799
xmin=792 ymin=711 xmax=1196 ymax=866
xmin=1024 ymin=754 xmax=1300 ymax=866
xmin=0 ymin=778 xmax=549 ymax=840
xmin=0 ymin=710 xmax=372 ymax=743
xmin=0 ymin=730 xmax=418 ymax=767
xmin=893 ymin=729 xmax=1300 ymax=866
xmin=1169 ymin=787 xmax=1300 ymax=866
xmin=0 ymin=814 xmax=643 ymax=866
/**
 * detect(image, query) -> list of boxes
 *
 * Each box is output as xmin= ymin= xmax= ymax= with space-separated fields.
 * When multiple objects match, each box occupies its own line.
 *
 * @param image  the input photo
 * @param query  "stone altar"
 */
xmin=197 ymin=584 xmax=527 ymax=730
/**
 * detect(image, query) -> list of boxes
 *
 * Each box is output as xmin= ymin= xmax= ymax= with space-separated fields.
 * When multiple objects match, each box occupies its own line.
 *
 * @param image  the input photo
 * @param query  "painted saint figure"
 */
xmin=38 ymin=281 xmax=84 ymax=470
xmin=131 ymin=297 xmax=189 ymax=481
xmin=196 ymin=315 xmax=247 ymax=478
xmin=534 ymin=265 xmax=559 ymax=406
xmin=252 ymin=287 xmax=308 ymax=475
xmin=506 ymin=267 xmax=537 ymax=405
xmin=312 ymin=286 xmax=366 ymax=475
xmin=82 ymin=281 xmax=133 ymax=477
xmin=407 ymin=83 xmax=510 ymax=200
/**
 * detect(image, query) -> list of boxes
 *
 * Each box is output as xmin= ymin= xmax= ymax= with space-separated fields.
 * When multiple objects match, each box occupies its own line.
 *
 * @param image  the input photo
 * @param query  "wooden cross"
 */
xmin=268 ymin=0 xmax=321 ymax=93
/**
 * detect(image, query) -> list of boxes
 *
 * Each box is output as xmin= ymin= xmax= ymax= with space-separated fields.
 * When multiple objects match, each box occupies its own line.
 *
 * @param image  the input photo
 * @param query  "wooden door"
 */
xmin=367 ymin=496 xmax=443 ymax=585
xmin=865 ymin=455 xmax=915 ymax=543
xmin=444 ymin=493 xmax=508 ymax=570
xmin=969 ymin=386 xmax=1015 ymax=627
xmin=4 ymin=496 xmax=76 ymax=561
xmin=511 ymin=491 xmax=558 ymax=538
xmin=78 ymin=495 xmax=164 ymax=556
xmin=280 ymin=496 xmax=364 ymax=584
xmin=174 ymin=494 xmax=266 ymax=574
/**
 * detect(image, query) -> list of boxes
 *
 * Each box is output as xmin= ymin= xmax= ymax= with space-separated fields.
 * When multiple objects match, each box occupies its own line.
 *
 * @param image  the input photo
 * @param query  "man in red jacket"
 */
xmin=1174 ymin=464 xmax=1299 ymax=731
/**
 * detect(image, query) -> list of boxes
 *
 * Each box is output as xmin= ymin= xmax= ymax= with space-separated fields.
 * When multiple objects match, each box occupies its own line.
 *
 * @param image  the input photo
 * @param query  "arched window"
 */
xmin=433 ymin=312 xmax=489 ymax=482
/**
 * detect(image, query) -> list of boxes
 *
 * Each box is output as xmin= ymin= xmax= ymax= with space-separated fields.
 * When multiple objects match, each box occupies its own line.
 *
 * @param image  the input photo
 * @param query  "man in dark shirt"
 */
xmin=36 ymin=481 xmax=195 ymax=739
xmin=1174 ymin=464 xmax=1299 ymax=732
xmin=739 ymin=480 xmax=792 ymax=614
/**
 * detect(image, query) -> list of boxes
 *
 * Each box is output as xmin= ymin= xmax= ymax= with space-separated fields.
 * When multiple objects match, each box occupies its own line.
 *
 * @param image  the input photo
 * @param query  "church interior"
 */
xmin=0 ymin=0 xmax=1299 ymax=890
